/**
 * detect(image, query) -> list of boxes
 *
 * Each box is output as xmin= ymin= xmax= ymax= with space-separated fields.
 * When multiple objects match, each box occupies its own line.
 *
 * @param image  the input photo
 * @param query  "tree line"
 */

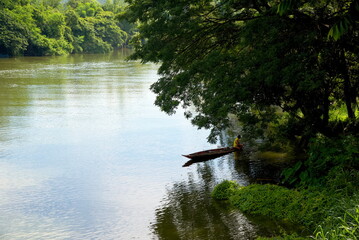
xmin=0 ymin=0 xmax=134 ymax=56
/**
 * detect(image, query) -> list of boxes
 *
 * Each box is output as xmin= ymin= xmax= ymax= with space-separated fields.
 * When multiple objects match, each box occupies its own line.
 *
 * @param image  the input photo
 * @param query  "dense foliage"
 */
xmin=212 ymin=134 xmax=359 ymax=239
xmin=282 ymin=135 xmax=359 ymax=186
xmin=125 ymin=0 xmax=358 ymax=144
xmin=0 ymin=0 xmax=134 ymax=56
xmin=213 ymin=167 xmax=359 ymax=238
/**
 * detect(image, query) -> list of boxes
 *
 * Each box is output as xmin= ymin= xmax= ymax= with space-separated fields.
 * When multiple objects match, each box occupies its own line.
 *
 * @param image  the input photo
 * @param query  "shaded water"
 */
xmin=0 ymin=50 xmax=289 ymax=240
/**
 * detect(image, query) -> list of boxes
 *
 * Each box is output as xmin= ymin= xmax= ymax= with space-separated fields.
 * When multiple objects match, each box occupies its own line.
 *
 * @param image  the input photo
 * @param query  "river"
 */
xmin=0 ymin=50 xmax=287 ymax=240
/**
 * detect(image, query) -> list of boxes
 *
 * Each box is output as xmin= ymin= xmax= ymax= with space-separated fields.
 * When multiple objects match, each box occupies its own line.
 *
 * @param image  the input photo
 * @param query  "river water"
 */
xmin=0 ymin=50 xmax=286 ymax=240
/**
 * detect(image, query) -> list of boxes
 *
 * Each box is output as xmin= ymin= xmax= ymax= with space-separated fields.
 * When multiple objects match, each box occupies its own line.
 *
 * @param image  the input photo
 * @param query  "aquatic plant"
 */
xmin=211 ymin=180 xmax=240 ymax=200
xmin=213 ymin=165 xmax=359 ymax=239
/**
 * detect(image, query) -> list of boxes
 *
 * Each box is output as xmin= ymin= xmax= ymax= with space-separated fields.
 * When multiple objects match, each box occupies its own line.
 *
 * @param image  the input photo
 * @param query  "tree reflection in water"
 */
xmin=151 ymin=162 xmax=258 ymax=240
xmin=152 ymin=146 xmax=294 ymax=239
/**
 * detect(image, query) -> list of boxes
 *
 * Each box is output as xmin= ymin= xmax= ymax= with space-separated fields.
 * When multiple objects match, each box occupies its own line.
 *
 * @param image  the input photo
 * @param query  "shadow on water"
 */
xmin=233 ymin=150 xmax=290 ymax=184
xmin=152 ymin=146 xmax=303 ymax=239
xmin=182 ymin=156 xmax=221 ymax=167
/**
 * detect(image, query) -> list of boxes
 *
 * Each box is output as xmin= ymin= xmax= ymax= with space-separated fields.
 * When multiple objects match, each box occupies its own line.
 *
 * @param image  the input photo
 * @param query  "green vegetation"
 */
xmin=314 ymin=206 xmax=359 ymax=240
xmin=2 ymin=0 xmax=357 ymax=238
xmin=125 ymin=0 xmax=358 ymax=144
xmin=212 ymin=135 xmax=359 ymax=239
xmin=212 ymin=178 xmax=359 ymax=239
xmin=211 ymin=180 xmax=239 ymax=200
xmin=0 ymin=0 xmax=134 ymax=56
xmin=282 ymin=135 xmax=359 ymax=187
xmin=125 ymin=1 xmax=358 ymax=237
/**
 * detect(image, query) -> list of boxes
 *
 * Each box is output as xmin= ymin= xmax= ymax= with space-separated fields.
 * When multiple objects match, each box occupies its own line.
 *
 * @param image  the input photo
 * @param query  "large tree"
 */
xmin=125 ymin=0 xmax=358 ymax=144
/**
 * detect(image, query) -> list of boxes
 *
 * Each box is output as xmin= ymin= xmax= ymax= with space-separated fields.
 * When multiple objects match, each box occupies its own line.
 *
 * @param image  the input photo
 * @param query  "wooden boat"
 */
xmin=183 ymin=147 xmax=239 ymax=159
xmin=182 ymin=147 xmax=241 ymax=167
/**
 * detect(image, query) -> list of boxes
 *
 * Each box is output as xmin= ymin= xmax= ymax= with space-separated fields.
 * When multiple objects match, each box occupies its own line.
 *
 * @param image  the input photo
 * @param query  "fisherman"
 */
xmin=233 ymin=134 xmax=243 ymax=150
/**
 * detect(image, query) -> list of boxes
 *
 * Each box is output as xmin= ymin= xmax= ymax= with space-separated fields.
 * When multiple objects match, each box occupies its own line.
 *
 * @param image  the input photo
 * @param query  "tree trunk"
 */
xmin=322 ymin=84 xmax=330 ymax=127
xmin=339 ymin=50 xmax=355 ymax=119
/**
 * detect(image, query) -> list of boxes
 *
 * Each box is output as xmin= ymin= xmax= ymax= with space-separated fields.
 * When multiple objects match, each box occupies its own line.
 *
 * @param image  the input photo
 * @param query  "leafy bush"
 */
xmin=211 ymin=180 xmax=239 ymax=200
xmin=305 ymin=135 xmax=359 ymax=181
xmin=212 ymin=164 xmax=359 ymax=239
xmin=212 ymin=136 xmax=359 ymax=239
xmin=213 ymin=183 xmax=336 ymax=230
xmin=325 ymin=167 xmax=359 ymax=196
xmin=229 ymin=184 xmax=303 ymax=223
xmin=282 ymin=135 xmax=359 ymax=187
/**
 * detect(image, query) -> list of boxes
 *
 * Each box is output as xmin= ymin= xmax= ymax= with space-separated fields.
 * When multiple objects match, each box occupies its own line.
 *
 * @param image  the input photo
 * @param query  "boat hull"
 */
xmin=182 ymin=147 xmax=241 ymax=167
xmin=182 ymin=147 xmax=238 ymax=159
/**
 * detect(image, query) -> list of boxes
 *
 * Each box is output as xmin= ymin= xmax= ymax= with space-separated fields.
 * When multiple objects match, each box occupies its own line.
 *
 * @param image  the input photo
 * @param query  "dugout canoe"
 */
xmin=182 ymin=147 xmax=239 ymax=160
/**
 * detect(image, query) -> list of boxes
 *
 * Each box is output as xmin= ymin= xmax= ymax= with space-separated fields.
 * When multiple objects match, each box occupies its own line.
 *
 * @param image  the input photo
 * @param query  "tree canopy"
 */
xmin=125 ymin=0 xmax=359 ymax=144
xmin=0 ymin=0 xmax=134 ymax=56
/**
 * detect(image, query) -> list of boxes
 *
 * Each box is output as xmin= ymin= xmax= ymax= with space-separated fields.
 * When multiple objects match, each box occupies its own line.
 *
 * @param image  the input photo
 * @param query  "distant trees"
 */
xmin=0 ymin=0 xmax=134 ymax=56
xmin=0 ymin=8 xmax=29 ymax=56
xmin=125 ymin=0 xmax=358 ymax=144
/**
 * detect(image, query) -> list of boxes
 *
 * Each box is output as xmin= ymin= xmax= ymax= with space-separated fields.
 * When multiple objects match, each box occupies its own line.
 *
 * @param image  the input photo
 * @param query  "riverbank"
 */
xmin=212 ymin=135 xmax=359 ymax=239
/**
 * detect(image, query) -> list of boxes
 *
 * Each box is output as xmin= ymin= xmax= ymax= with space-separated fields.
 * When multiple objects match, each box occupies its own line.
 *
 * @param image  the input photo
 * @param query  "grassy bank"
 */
xmin=212 ymin=135 xmax=359 ymax=239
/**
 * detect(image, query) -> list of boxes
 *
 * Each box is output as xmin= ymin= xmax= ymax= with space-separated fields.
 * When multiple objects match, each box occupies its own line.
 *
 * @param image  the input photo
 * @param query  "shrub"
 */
xmin=282 ymin=135 xmax=359 ymax=187
xmin=214 ymin=184 xmax=336 ymax=229
xmin=211 ymin=180 xmax=240 ymax=200
xmin=228 ymin=184 xmax=303 ymax=223
xmin=325 ymin=167 xmax=359 ymax=196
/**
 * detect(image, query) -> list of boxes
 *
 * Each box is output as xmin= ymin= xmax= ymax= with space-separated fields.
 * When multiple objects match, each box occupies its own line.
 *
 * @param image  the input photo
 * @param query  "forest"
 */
xmin=0 ymin=0 xmax=134 ymax=56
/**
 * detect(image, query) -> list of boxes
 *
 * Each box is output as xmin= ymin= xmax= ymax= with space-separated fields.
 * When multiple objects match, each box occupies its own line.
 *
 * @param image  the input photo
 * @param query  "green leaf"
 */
xmin=277 ymin=0 xmax=296 ymax=16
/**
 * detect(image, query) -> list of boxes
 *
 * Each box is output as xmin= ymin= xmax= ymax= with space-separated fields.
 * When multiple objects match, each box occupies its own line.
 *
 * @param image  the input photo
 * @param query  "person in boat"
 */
xmin=233 ymin=135 xmax=243 ymax=150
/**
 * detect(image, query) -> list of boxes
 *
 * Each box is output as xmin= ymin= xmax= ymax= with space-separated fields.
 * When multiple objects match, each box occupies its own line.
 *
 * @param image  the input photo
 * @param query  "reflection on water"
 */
xmin=152 ymin=163 xmax=257 ymax=240
xmin=0 ymin=50 xmax=291 ymax=240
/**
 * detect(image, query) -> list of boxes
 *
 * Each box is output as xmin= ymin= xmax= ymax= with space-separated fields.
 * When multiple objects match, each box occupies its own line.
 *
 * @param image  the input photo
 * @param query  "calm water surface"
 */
xmin=0 ymin=50 xmax=284 ymax=240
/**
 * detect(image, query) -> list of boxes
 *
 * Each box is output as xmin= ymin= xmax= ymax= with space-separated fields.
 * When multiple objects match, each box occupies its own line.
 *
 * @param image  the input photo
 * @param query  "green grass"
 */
xmin=313 ymin=197 xmax=359 ymax=240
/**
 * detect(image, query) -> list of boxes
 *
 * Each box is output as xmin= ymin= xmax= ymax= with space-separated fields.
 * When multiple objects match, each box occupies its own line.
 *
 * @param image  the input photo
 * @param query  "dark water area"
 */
xmin=0 ymin=50 xmax=296 ymax=240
